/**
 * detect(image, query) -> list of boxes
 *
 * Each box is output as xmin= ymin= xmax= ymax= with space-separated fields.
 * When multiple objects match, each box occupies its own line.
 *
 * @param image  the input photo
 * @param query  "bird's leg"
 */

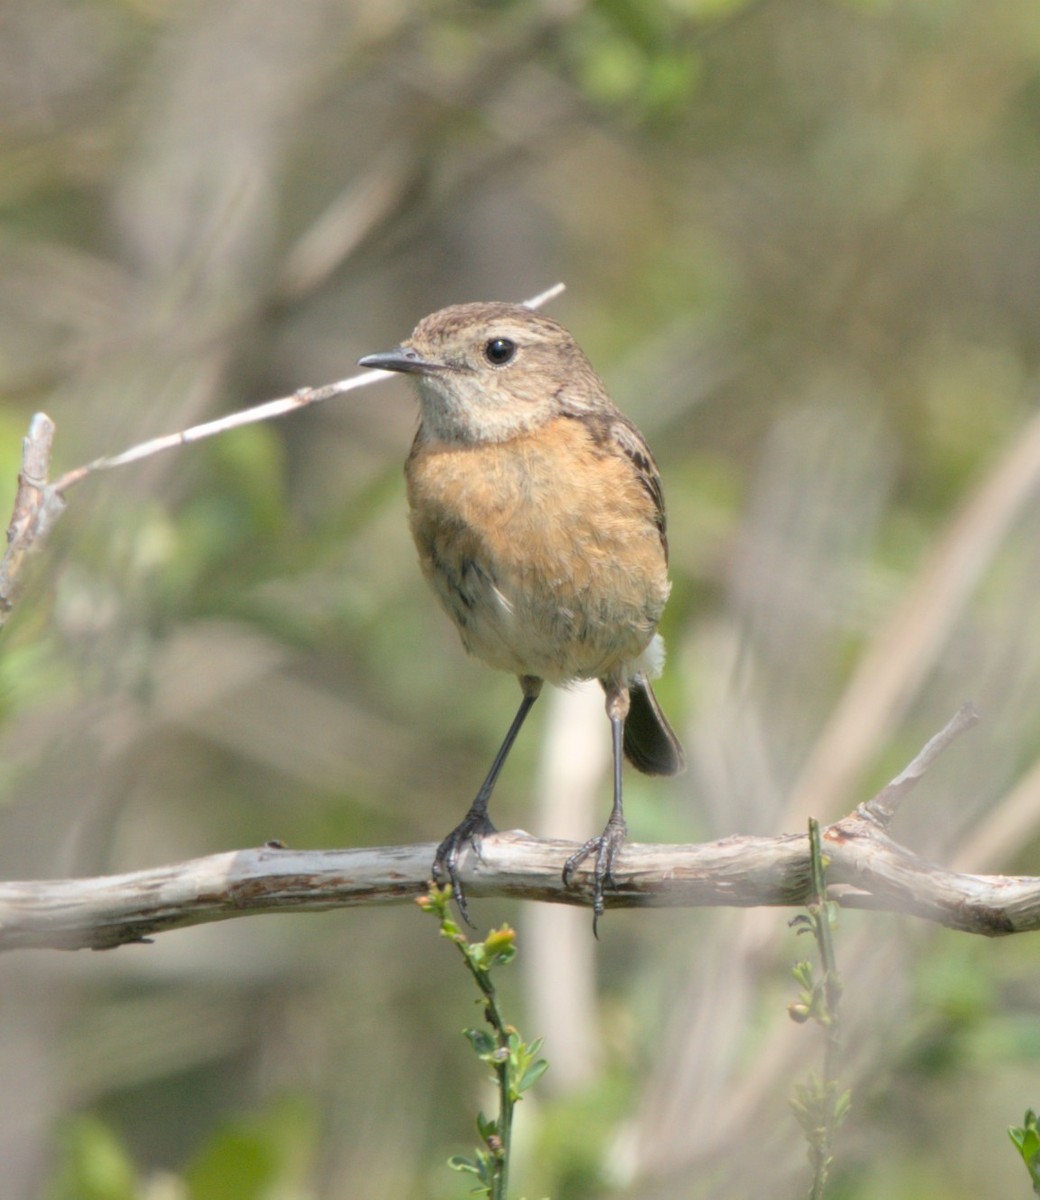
xmin=433 ymin=675 xmax=543 ymax=926
xmin=563 ymin=684 xmax=631 ymax=936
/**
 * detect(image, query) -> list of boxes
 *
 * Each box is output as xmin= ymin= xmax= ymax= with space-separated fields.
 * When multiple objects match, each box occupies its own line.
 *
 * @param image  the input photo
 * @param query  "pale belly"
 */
xmin=424 ymin=544 xmax=665 ymax=684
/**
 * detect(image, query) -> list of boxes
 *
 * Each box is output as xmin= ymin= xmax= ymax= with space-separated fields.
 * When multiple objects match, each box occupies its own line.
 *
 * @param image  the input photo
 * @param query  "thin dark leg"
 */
xmin=433 ymin=676 xmax=542 ymax=926
xmin=563 ymin=687 xmax=630 ymax=936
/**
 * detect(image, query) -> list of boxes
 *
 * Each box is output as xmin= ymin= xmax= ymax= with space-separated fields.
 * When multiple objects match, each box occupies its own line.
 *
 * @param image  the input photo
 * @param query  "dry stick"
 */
xmin=0 ymin=283 xmax=567 ymax=625
xmin=786 ymin=407 xmax=1040 ymax=829
xmin=48 ymin=277 xmax=564 ymax=494
xmin=0 ymin=413 xmax=64 ymax=620
xmin=0 ymin=707 xmax=1033 ymax=952
xmin=0 ymin=380 xmax=380 ymax=626
xmin=49 ymin=375 xmax=384 ymax=495
xmin=859 ymin=700 xmax=981 ymax=828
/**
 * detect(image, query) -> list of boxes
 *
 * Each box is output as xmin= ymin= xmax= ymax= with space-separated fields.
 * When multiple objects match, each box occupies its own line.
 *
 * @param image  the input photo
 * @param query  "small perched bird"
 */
xmin=359 ymin=301 xmax=684 ymax=929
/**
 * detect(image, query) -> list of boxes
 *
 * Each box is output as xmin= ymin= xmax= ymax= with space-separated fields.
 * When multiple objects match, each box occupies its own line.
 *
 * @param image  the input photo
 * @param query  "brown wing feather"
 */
xmin=557 ymin=384 xmax=669 ymax=561
xmin=607 ymin=416 xmax=668 ymax=562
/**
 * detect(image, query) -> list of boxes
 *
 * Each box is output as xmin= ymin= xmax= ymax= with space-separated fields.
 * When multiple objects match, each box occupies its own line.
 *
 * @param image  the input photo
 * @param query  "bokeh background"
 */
xmin=2 ymin=0 xmax=1040 ymax=1196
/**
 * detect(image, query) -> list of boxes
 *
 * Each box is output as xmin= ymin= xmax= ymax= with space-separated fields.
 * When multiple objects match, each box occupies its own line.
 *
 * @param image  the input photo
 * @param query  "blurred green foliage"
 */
xmin=46 ymin=1117 xmax=138 ymax=1200
xmin=47 ymin=1099 xmax=317 ymax=1200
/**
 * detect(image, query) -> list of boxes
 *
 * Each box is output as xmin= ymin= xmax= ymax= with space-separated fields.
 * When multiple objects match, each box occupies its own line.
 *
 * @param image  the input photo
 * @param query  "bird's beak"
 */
xmin=357 ymin=345 xmax=445 ymax=375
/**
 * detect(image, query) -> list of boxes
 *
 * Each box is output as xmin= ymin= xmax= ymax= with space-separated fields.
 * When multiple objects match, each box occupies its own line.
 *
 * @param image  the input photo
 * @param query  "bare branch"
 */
xmin=0 ymin=703 xmax=1012 ymax=951
xmin=48 ymin=375 xmax=383 ymax=494
xmin=0 ymin=284 xmax=567 ymax=621
xmin=0 ymin=815 xmax=1032 ymax=953
xmin=859 ymin=701 xmax=981 ymax=828
xmin=0 ymin=413 xmax=64 ymax=625
xmin=522 ymin=282 xmax=567 ymax=310
xmin=40 ymin=282 xmax=565 ymax=495
xmin=787 ymin=407 xmax=1040 ymax=826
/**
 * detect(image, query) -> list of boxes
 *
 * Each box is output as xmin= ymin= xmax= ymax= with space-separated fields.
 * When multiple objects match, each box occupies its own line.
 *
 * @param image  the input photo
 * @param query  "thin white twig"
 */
xmin=522 ymin=281 xmax=567 ymax=310
xmin=50 ymin=375 xmax=381 ymax=493
xmin=49 ymin=282 xmax=567 ymax=495
xmin=0 ymin=283 xmax=568 ymax=620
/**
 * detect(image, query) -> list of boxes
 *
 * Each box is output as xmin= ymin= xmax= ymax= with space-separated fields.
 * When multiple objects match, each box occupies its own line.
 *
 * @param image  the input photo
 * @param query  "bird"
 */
xmin=358 ymin=300 xmax=684 ymax=930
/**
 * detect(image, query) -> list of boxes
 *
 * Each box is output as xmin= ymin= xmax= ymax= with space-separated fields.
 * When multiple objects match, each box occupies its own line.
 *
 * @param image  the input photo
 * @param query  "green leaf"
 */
xmin=45 ymin=1116 xmax=137 ymax=1200
xmin=481 ymin=924 xmax=517 ymax=965
xmin=464 ymin=1027 xmax=496 ymax=1057
xmin=447 ymin=1154 xmax=481 ymax=1176
xmin=518 ymin=1057 xmax=549 ymax=1093
xmin=792 ymin=960 xmax=814 ymax=987
xmin=1010 ymin=1109 xmax=1040 ymax=1192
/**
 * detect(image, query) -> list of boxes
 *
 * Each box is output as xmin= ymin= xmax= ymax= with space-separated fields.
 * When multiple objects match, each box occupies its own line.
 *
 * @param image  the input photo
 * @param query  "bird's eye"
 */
xmin=484 ymin=337 xmax=516 ymax=366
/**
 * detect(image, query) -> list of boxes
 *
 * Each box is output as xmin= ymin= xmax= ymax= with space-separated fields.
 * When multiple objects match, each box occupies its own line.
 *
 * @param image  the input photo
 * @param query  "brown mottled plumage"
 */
xmin=359 ymin=301 xmax=684 ymax=930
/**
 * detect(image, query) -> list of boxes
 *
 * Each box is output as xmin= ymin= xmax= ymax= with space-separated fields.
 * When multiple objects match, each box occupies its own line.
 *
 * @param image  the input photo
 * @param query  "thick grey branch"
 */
xmin=0 ymin=822 xmax=1034 ymax=953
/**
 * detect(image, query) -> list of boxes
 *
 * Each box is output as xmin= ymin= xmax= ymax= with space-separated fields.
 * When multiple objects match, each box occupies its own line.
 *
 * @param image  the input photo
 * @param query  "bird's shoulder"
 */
xmin=556 ymin=396 xmax=668 ymax=557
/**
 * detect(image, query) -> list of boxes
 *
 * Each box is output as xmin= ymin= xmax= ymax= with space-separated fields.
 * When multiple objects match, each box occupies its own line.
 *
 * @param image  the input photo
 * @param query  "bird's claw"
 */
xmin=562 ymin=814 xmax=628 ymax=937
xmin=432 ymin=809 xmax=496 ymax=928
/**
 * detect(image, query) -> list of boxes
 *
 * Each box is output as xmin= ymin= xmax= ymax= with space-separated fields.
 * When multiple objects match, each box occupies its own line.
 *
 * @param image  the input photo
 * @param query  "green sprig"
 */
xmin=419 ymin=884 xmax=549 ymax=1199
xmin=1009 ymin=1108 xmax=1040 ymax=1193
xmin=789 ymin=819 xmax=849 ymax=1200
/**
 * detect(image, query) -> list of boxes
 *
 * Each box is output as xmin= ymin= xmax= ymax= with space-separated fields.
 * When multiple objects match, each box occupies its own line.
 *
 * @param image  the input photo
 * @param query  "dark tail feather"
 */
xmin=622 ymin=676 xmax=686 ymax=776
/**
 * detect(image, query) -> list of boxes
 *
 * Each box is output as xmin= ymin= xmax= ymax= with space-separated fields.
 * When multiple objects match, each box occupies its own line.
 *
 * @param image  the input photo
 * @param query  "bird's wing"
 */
xmin=608 ymin=415 xmax=668 ymax=560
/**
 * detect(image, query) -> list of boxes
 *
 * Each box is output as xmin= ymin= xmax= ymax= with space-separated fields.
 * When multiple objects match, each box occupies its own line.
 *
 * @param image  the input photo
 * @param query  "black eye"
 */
xmin=484 ymin=337 xmax=516 ymax=365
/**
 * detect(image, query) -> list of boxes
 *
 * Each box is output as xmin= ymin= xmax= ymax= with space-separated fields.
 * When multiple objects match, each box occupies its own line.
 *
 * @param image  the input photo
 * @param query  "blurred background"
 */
xmin=2 ymin=0 xmax=1040 ymax=1196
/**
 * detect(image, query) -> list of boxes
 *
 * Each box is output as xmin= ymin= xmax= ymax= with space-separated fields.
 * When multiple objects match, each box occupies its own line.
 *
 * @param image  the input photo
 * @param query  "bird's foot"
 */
xmin=562 ymin=813 xmax=628 ymax=937
xmin=432 ymin=807 xmax=496 ymax=928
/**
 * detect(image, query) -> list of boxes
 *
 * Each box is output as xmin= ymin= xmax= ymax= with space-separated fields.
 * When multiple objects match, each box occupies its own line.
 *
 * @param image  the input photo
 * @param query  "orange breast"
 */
xmin=405 ymin=417 xmax=669 ymax=684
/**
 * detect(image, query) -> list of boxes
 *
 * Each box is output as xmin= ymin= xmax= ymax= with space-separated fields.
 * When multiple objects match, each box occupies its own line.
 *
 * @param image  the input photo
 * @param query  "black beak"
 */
xmin=357 ymin=346 xmax=445 ymax=375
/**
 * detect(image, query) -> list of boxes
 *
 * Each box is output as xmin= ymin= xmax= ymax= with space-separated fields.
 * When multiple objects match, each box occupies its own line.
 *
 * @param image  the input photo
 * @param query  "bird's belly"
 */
xmin=438 ymin=566 xmax=656 ymax=684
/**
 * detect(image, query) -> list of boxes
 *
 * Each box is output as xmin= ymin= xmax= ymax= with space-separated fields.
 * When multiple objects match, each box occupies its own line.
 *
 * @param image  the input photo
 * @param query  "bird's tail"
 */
xmin=622 ymin=675 xmax=686 ymax=776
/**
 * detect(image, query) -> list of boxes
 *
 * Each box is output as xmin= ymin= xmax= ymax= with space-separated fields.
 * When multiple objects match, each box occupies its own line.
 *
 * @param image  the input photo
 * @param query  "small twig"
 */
xmin=419 ymin=885 xmax=547 ymax=1199
xmin=807 ymin=821 xmax=842 ymax=1036
xmin=789 ymin=821 xmax=849 ymax=1199
xmin=787 ymin=405 xmax=1040 ymax=827
xmin=49 ymin=282 xmax=565 ymax=498
xmin=0 ymin=283 xmax=566 ymax=623
xmin=521 ymin=281 xmax=566 ymax=310
xmin=0 ymin=413 xmax=63 ymax=624
xmin=813 ymin=818 xmax=844 ymax=1197
xmin=48 ymin=376 xmax=383 ymax=495
xmin=859 ymin=701 xmax=980 ymax=828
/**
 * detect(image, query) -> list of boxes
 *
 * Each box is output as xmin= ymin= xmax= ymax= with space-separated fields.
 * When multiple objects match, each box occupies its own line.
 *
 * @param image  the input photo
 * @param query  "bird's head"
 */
xmin=359 ymin=301 xmax=606 ymax=443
